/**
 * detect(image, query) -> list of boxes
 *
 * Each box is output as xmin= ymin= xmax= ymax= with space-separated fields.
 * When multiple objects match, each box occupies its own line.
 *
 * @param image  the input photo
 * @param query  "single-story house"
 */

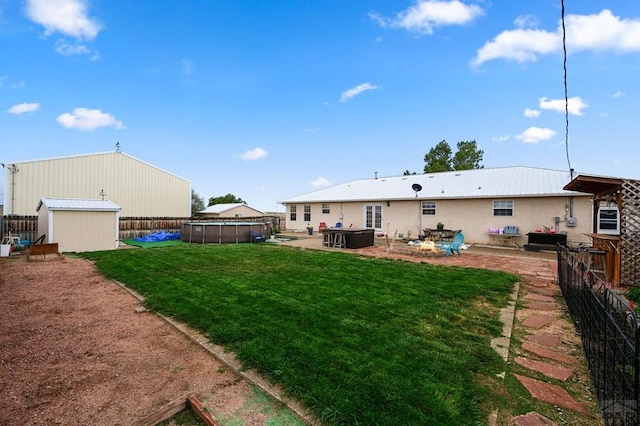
xmin=197 ymin=203 xmax=263 ymax=218
xmin=37 ymin=197 xmax=121 ymax=253
xmin=280 ymin=166 xmax=594 ymax=246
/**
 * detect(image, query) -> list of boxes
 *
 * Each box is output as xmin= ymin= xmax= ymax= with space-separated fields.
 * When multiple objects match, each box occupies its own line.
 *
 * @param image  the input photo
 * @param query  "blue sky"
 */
xmin=2 ymin=0 xmax=639 ymax=213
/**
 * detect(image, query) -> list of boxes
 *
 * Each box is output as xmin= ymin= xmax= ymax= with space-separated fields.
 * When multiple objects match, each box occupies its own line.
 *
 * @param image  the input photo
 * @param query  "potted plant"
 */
xmin=436 ymin=222 xmax=444 ymax=231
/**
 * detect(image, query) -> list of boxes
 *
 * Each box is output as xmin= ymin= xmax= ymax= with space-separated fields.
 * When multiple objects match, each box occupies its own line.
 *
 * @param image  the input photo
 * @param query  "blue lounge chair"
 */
xmin=441 ymin=232 xmax=464 ymax=256
xmin=250 ymin=230 xmax=266 ymax=243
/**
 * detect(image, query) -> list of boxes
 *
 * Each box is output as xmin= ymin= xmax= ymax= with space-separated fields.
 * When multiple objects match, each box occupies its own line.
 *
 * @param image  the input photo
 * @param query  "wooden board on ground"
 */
xmin=28 ymin=243 xmax=59 ymax=257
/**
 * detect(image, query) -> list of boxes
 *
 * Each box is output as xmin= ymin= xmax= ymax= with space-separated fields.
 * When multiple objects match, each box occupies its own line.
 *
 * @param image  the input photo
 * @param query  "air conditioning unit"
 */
xmin=597 ymin=206 xmax=620 ymax=235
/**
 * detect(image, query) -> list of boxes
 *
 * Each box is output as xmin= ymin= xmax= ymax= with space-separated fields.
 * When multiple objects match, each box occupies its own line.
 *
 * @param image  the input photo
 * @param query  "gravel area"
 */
xmin=0 ymin=255 xmax=293 ymax=426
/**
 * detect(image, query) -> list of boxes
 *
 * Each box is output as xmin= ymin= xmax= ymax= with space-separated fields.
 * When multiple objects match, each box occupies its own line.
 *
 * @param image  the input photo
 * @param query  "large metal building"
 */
xmin=2 ymin=151 xmax=190 ymax=217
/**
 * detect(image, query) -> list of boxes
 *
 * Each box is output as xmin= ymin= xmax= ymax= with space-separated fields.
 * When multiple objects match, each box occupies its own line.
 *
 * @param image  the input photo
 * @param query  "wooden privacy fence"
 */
xmin=1 ymin=215 xmax=38 ymax=243
xmin=118 ymin=217 xmax=191 ymax=239
xmin=2 ymin=215 xmax=286 ymax=243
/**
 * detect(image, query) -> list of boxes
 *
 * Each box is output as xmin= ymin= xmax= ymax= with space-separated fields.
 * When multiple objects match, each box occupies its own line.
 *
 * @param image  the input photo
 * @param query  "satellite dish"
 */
xmin=412 ymin=183 xmax=422 ymax=192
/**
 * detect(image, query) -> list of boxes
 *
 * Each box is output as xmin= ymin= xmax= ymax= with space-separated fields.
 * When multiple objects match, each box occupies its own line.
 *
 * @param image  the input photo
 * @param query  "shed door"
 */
xmin=364 ymin=204 xmax=383 ymax=232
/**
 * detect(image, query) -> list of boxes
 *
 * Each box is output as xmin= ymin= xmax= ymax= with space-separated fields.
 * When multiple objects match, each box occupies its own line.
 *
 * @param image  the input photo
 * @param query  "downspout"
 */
xmin=2 ymin=164 xmax=19 ymax=215
xmin=568 ymin=168 xmax=574 ymax=218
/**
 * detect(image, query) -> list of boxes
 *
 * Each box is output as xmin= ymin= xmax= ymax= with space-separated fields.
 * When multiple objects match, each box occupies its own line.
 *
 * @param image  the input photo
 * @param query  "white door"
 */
xmin=364 ymin=204 xmax=383 ymax=232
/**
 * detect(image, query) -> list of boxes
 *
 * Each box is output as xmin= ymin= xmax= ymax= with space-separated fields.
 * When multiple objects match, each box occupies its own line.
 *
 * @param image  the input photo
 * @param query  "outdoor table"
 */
xmin=424 ymin=229 xmax=454 ymax=242
xmin=486 ymin=232 xmax=522 ymax=248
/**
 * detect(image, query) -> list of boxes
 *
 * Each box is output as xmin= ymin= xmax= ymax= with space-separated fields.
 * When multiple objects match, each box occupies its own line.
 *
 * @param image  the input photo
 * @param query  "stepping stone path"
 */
xmin=420 ymin=249 xmax=600 ymax=424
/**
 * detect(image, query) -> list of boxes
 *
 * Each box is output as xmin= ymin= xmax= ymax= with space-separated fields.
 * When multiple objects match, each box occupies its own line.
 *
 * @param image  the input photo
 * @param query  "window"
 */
xmin=493 ymin=200 xmax=514 ymax=216
xmin=322 ymin=203 xmax=330 ymax=214
xmin=290 ymin=205 xmax=297 ymax=221
xmin=422 ymin=201 xmax=436 ymax=215
xmin=304 ymin=204 xmax=311 ymax=222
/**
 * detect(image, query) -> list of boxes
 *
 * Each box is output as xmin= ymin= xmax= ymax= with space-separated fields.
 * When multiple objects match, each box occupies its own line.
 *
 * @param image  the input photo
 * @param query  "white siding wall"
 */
xmin=285 ymin=195 xmax=592 ymax=245
xmin=6 ymin=152 xmax=190 ymax=216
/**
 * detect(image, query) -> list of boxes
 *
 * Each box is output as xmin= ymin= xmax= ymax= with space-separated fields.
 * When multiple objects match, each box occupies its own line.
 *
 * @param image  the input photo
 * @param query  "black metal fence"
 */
xmin=557 ymin=245 xmax=640 ymax=425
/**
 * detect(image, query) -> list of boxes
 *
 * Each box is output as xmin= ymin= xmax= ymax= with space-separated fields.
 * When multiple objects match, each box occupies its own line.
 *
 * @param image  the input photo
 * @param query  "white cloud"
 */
xmin=10 ymin=81 xmax=26 ymax=89
xmin=239 ymin=147 xmax=267 ymax=161
xmin=539 ymin=96 xmax=588 ymax=116
xmin=55 ymin=39 xmax=99 ymax=59
xmin=0 ymin=77 xmax=26 ymax=90
xmin=472 ymin=28 xmax=559 ymax=66
xmin=370 ymin=0 xmax=483 ymax=35
xmin=565 ymin=9 xmax=640 ymax=53
xmin=612 ymin=90 xmax=626 ymax=98
xmin=311 ymin=177 xmax=331 ymax=188
xmin=523 ymin=108 xmax=540 ymax=118
xmin=340 ymin=83 xmax=379 ymax=103
xmin=491 ymin=135 xmax=510 ymax=142
xmin=473 ymin=9 xmax=640 ymax=66
xmin=7 ymin=102 xmax=40 ymax=115
xmin=516 ymin=126 xmax=556 ymax=144
xmin=26 ymin=0 xmax=102 ymax=40
xmin=56 ymin=107 xmax=124 ymax=131
xmin=514 ymin=14 xmax=539 ymax=30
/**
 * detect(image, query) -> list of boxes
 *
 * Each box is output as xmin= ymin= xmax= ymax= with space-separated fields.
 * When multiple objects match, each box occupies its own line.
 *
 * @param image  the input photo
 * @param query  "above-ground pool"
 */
xmin=181 ymin=222 xmax=270 ymax=244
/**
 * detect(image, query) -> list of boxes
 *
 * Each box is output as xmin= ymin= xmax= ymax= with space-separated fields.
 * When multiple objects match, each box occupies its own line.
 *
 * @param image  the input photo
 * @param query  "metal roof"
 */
xmin=198 ymin=203 xmax=263 ymax=214
xmin=37 ymin=197 xmax=122 ymax=212
xmin=281 ymin=167 xmax=586 ymax=204
xmin=6 ymin=151 xmax=190 ymax=183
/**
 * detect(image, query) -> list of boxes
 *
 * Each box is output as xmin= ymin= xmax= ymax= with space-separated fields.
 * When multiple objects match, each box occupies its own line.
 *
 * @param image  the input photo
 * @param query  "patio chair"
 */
xmin=440 ymin=232 xmax=464 ymax=256
xmin=250 ymin=230 xmax=266 ymax=243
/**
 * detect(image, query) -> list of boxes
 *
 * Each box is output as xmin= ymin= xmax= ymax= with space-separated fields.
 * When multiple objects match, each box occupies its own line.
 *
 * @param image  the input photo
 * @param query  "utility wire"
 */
xmin=562 ymin=0 xmax=572 ymax=173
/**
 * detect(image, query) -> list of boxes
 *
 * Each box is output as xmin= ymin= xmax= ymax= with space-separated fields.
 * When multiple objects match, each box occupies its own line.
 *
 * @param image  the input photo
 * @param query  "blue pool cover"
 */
xmin=134 ymin=231 xmax=181 ymax=242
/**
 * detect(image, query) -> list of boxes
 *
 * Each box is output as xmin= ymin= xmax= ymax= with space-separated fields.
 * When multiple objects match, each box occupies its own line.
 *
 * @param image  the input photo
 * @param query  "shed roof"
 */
xmin=281 ymin=166 xmax=586 ymax=204
xmin=198 ymin=203 xmax=263 ymax=215
xmin=37 ymin=198 xmax=122 ymax=212
xmin=7 ymin=151 xmax=190 ymax=183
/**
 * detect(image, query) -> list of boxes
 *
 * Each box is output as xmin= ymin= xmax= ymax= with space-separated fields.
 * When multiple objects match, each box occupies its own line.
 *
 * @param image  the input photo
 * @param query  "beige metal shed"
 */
xmin=197 ymin=203 xmax=264 ymax=218
xmin=36 ymin=198 xmax=122 ymax=253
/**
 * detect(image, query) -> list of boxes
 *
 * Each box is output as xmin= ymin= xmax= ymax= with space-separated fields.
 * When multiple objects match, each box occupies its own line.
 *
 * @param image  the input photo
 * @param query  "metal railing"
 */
xmin=557 ymin=245 xmax=640 ymax=425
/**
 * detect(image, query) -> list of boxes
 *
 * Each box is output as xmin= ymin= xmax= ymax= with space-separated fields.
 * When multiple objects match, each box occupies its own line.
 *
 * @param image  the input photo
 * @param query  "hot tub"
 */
xmin=181 ymin=222 xmax=269 ymax=244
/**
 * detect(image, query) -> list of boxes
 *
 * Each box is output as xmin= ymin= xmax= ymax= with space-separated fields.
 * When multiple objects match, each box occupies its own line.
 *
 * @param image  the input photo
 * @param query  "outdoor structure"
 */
xmin=181 ymin=221 xmax=269 ymax=244
xmin=2 ymin=151 xmax=190 ymax=217
xmin=564 ymin=173 xmax=640 ymax=286
xmin=281 ymin=167 xmax=593 ymax=247
xmin=36 ymin=197 xmax=121 ymax=253
xmin=197 ymin=203 xmax=264 ymax=218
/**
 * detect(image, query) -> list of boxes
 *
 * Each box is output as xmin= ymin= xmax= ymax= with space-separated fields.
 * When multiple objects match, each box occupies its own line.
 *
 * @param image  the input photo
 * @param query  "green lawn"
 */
xmin=82 ymin=244 xmax=518 ymax=425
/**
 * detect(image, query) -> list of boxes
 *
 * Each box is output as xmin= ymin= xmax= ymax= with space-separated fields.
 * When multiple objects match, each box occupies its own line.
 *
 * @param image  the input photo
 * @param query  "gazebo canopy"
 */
xmin=563 ymin=174 xmax=624 ymax=196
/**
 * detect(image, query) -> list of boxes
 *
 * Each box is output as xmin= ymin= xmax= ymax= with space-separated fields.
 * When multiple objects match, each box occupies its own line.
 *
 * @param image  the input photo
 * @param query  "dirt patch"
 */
xmin=0 ymin=256 xmax=296 ymax=426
